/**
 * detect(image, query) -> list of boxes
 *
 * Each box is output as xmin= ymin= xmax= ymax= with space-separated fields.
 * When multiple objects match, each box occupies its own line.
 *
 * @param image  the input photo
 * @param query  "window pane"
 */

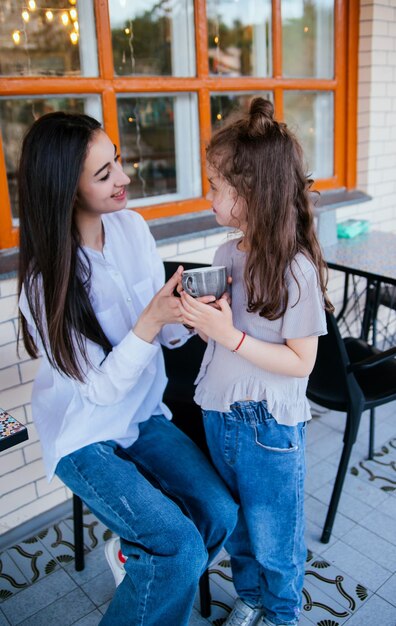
xmin=110 ymin=0 xmax=195 ymax=77
xmin=282 ymin=0 xmax=334 ymax=78
xmin=0 ymin=96 xmax=102 ymax=221
xmin=283 ymin=91 xmax=333 ymax=179
xmin=117 ymin=94 xmax=201 ymax=205
xmin=211 ymin=92 xmax=273 ymax=130
xmin=0 ymin=1 xmax=98 ymax=77
xmin=207 ymin=0 xmax=272 ymax=77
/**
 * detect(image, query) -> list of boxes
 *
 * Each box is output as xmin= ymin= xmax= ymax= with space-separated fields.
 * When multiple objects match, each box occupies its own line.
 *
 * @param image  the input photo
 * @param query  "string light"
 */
xmin=9 ymin=5 xmax=81 ymax=48
xmin=304 ymin=26 xmax=309 ymax=33
xmin=214 ymin=35 xmax=219 ymax=44
xmin=128 ymin=117 xmax=134 ymax=123
xmin=133 ymin=163 xmax=139 ymax=169
xmin=125 ymin=28 xmax=130 ymax=35
xmin=216 ymin=113 xmax=222 ymax=120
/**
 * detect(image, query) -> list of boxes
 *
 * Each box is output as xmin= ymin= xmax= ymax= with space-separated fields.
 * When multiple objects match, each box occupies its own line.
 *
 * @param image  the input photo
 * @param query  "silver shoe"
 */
xmin=224 ymin=597 xmax=263 ymax=626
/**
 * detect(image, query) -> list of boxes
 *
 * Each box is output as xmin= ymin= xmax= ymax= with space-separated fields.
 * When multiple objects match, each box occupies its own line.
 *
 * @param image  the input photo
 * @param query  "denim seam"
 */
xmin=67 ymin=454 xmax=139 ymax=540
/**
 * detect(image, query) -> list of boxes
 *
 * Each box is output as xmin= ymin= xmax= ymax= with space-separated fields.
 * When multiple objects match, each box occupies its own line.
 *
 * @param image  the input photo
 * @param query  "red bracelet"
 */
xmin=232 ymin=331 xmax=246 ymax=353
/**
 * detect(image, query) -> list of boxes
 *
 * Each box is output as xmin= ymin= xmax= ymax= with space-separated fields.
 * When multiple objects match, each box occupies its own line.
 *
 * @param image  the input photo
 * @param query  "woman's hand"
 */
xmin=134 ymin=267 xmax=185 ymax=343
xmin=180 ymin=291 xmax=241 ymax=350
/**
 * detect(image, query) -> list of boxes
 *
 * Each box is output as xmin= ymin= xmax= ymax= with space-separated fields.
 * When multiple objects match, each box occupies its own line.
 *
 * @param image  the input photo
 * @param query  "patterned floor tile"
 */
xmin=349 ymin=437 xmax=396 ymax=493
xmin=0 ymin=551 xmax=29 ymax=602
xmin=63 ymin=508 xmax=113 ymax=552
xmin=305 ymin=551 xmax=371 ymax=613
xmin=34 ymin=521 xmax=79 ymax=570
xmin=6 ymin=536 xmax=61 ymax=587
xmin=302 ymin=578 xmax=353 ymax=624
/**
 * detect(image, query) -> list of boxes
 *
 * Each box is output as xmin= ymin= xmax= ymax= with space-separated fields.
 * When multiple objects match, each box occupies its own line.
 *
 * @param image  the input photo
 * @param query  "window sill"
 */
xmin=0 ymin=190 xmax=371 ymax=279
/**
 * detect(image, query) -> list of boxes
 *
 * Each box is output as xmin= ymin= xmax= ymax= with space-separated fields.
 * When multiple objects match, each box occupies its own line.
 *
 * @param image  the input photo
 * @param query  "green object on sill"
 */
xmin=337 ymin=219 xmax=370 ymax=239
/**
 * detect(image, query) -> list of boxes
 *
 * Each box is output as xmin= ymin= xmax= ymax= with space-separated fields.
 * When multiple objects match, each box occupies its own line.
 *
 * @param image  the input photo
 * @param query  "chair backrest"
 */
xmin=307 ymin=310 xmax=364 ymax=410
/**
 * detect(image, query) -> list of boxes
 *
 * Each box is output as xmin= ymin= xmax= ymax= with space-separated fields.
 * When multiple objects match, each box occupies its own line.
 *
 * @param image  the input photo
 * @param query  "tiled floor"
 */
xmin=1 ymin=401 xmax=395 ymax=626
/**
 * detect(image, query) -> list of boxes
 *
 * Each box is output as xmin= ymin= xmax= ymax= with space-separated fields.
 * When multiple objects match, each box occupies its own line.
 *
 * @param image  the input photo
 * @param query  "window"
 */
xmin=0 ymin=0 xmax=358 ymax=249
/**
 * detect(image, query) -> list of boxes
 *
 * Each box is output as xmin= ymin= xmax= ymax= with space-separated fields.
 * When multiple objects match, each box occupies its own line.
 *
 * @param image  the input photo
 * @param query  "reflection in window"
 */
xmin=283 ymin=91 xmax=333 ymax=179
xmin=117 ymin=94 xmax=200 ymax=205
xmin=207 ymin=0 xmax=272 ymax=77
xmin=0 ymin=96 xmax=102 ymax=221
xmin=211 ymin=92 xmax=273 ymax=130
xmin=0 ymin=1 xmax=98 ymax=77
xmin=282 ymin=0 xmax=334 ymax=78
xmin=109 ymin=0 xmax=195 ymax=77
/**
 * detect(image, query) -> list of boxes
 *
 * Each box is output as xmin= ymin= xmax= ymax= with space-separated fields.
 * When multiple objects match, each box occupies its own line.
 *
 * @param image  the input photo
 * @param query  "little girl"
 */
xmin=180 ymin=98 xmax=332 ymax=626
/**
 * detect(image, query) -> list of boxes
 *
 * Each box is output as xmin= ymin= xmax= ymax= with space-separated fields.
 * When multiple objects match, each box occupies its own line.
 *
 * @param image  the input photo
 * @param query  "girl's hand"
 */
xmin=180 ymin=291 xmax=240 ymax=349
xmin=134 ymin=267 xmax=185 ymax=343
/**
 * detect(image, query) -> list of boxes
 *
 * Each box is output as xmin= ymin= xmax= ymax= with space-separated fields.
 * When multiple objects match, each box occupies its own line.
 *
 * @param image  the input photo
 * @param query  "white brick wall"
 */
xmin=1 ymin=1 xmax=396 ymax=537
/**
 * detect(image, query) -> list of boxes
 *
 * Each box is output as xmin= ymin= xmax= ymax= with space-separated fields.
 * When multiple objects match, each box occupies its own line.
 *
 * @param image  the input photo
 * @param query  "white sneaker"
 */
xmin=224 ymin=598 xmax=263 ymax=626
xmin=104 ymin=537 xmax=127 ymax=587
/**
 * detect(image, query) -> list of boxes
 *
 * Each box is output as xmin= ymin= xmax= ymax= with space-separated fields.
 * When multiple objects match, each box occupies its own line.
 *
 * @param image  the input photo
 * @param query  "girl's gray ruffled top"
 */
xmin=194 ymin=238 xmax=327 ymax=425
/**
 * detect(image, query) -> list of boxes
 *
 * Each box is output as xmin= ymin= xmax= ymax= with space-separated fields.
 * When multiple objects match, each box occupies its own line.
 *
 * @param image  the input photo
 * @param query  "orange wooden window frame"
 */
xmin=0 ymin=0 xmax=359 ymax=250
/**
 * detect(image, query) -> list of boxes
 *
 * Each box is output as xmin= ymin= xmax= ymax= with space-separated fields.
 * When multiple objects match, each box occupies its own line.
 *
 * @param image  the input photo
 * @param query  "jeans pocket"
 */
xmin=253 ymin=418 xmax=300 ymax=453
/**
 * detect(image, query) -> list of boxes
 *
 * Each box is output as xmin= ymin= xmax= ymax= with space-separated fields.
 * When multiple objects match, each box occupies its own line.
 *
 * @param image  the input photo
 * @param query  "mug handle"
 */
xmin=186 ymin=275 xmax=197 ymax=295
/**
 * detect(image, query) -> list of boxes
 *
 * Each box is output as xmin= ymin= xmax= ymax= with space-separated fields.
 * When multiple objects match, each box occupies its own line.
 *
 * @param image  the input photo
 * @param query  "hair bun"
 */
xmin=247 ymin=98 xmax=274 ymax=136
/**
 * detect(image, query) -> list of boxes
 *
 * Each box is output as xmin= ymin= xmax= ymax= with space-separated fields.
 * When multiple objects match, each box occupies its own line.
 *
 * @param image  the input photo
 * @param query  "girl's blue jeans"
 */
xmin=203 ymin=401 xmax=306 ymax=626
xmin=56 ymin=414 xmax=238 ymax=626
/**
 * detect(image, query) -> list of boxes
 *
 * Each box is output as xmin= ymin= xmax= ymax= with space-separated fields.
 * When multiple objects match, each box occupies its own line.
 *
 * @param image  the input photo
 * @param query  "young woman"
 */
xmin=18 ymin=111 xmax=238 ymax=626
xmin=180 ymin=98 xmax=333 ymax=626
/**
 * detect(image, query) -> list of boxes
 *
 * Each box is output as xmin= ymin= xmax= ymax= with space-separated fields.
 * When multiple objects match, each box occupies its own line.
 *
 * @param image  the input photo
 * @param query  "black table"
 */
xmin=323 ymin=230 xmax=396 ymax=346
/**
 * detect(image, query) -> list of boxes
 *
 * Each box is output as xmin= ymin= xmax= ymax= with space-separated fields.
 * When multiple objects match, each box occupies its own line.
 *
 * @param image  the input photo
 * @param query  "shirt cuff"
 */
xmin=115 ymin=329 xmax=159 ymax=367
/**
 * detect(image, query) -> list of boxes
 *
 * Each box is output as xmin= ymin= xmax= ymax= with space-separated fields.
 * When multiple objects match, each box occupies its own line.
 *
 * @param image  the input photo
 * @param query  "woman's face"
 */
xmin=206 ymin=162 xmax=247 ymax=231
xmin=75 ymin=130 xmax=130 ymax=217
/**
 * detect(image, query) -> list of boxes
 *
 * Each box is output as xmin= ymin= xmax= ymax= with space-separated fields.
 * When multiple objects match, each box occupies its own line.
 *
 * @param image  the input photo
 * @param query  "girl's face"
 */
xmin=75 ymin=130 xmax=130 ymax=217
xmin=206 ymin=162 xmax=247 ymax=231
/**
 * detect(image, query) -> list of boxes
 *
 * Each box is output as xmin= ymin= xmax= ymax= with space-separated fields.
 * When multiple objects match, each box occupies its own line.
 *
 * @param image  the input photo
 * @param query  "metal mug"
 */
xmin=182 ymin=266 xmax=227 ymax=300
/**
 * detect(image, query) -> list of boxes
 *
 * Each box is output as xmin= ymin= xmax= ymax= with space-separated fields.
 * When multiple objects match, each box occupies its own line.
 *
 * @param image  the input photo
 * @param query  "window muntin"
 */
xmin=283 ymin=91 xmax=334 ymax=179
xmin=281 ymin=0 xmax=334 ymax=79
xmin=0 ymin=96 xmax=102 ymax=221
xmin=0 ymin=1 xmax=98 ymax=77
xmin=109 ymin=0 xmax=195 ymax=77
xmin=117 ymin=93 xmax=201 ymax=206
xmin=207 ymin=0 xmax=272 ymax=77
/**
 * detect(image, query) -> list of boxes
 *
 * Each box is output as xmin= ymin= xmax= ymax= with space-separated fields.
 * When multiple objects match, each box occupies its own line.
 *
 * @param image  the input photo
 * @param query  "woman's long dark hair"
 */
xmin=18 ymin=111 xmax=112 ymax=381
xmin=207 ymin=98 xmax=333 ymax=319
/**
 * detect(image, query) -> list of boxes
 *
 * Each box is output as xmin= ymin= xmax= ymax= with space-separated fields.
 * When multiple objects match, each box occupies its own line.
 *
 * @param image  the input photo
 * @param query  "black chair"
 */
xmin=306 ymin=310 xmax=396 ymax=544
xmin=73 ymin=260 xmax=212 ymax=616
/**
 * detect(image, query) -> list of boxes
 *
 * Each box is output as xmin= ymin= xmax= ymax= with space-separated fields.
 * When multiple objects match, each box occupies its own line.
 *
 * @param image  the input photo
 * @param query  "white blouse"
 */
xmin=19 ymin=210 xmax=191 ymax=480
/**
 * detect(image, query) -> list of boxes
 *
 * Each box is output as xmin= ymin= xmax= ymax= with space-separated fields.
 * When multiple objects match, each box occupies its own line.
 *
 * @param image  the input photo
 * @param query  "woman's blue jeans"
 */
xmin=56 ymin=414 xmax=238 ymax=626
xmin=203 ymin=401 xmax=306 ymax=626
